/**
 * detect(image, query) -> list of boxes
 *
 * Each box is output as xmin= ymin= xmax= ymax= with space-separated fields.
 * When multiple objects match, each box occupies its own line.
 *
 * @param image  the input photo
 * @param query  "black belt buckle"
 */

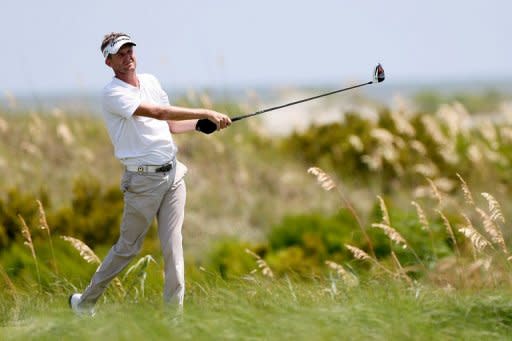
xmin=155 ymin=162 xmax=173 ymax=173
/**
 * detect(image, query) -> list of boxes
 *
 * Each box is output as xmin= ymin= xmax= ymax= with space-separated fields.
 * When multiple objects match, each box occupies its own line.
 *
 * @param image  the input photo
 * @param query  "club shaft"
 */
xmin=231 ymin=81 xmax=373 ymax=122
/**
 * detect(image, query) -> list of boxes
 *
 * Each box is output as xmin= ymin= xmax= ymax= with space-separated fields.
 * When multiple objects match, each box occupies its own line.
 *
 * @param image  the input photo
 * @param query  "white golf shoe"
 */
xmin=69 ymin=293 xmax=95 ymax=317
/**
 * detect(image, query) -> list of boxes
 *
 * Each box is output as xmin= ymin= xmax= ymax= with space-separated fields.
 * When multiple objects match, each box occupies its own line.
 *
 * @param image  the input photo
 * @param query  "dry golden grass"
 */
xmin=37 ymin=200 xmax=58 ymax=274
xmin=61 ymin=235 xmax=125 ymax=296
xmin=411 ymin=201 xmax=430 ymax=232
xmin=328 ymin=170 xmax=512 ymax=289
xmin=481 ymin=192 xmax=505 ymax=224
xmin=344 ymin=244 xmax=372 ymax=261
xmin=475 ymin=207 xmax=507 ymax=254
xmin=458 ymin=223 xmax=490 ymax=254
xmin=372 ymin=223 xmax=407 ymax=248
xmin=18 ymin=214 xmax=41 ymax=288
xmin=427 ymin=177 xmax=444 ymax=207
xmin=245 ymin=248 xmax=274 ymax=279
xmin=457 ymin=173 xmax=475 ymax=206
xmin=377 ymin=195 xmax=391 ymax=226
xmin=61 ymin=236 xmax=101 ymax=264
xmin=308 ymin=166 xmax=376 ymax=258
xmin=325 ymin=260 xmax=358 ymax=287
xmin=344 ymin=244 xmax=395 ymax=276
xmin=307 ymin=167 xmax=336 ymax=191
xmin=437 ymin=209 xmax=460 ymax=256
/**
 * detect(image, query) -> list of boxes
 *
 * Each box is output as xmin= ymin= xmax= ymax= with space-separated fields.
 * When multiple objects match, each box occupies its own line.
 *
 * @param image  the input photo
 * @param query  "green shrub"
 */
xmin=207 ymin=202 xmax=460 ymax=278
xmin=0 ymin=176 xmax=124 ymax=249
xmin=280 ymin=107 xmax=512 ymax=195
xmin=206 ymin=239 xmax=256 ymax=279
xmin=0 ymin=238 xmax=98 ymax=291
xmin=0 ymin=187 xmax=50 ymax=248
xmin=281 ymin=113 xmax=373 ymax=179
xmin=49 ymin=175 xmax=124 ymax=245
xmin=265 ymin=209 xmax=369 ymax=275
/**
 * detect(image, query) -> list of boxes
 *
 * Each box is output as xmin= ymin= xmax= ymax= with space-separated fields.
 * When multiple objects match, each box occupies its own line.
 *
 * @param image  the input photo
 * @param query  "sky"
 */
xmin=1 ymin=0 xmax=511 ymax=96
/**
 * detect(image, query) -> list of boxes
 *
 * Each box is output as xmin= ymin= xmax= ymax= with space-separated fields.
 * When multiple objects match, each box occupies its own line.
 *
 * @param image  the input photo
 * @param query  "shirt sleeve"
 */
xmin=160 ymin=87 xmax=170 ymax=106
xmin=102 ymin=88 xmax=141 ymax=119
xmin=149 ymin=74 xmax=170 ymax=106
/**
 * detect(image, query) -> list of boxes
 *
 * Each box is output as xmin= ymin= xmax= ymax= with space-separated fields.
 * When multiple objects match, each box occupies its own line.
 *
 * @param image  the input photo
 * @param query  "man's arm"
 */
xmin=167 ymin=120 xmax=198 ymax=134
xmin=133 ymin=103 xmax=231 ymax=130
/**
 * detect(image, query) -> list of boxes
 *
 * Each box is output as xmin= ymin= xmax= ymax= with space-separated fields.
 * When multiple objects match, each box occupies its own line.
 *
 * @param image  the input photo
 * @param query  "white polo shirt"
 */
xmin=101 ymin=73 xmax=177 ymax=167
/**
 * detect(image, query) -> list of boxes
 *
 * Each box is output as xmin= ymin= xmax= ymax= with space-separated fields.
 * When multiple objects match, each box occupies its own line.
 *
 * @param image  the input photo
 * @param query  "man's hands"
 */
xmin=202 ymin=109 xmax=232 ymax=130
xmin=169 ymin=110 xmax=231 ymax=135
xmin=135 ymin=104 xmax=231 ymax=131
xmin=134 ymin=103 xmax=231 ymax=134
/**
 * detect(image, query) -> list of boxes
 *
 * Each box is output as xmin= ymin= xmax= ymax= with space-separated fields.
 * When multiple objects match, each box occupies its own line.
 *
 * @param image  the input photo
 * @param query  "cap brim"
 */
xmin=110 ymin=41 xmax=136 ymax=55
xmin=103 ymin=36 xmax=136 ymax=58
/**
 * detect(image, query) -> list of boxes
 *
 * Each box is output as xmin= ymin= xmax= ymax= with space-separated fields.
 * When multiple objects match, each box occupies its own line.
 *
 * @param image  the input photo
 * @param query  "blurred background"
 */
xmin=2 ymin=1 xmax=511 ymax=112
xmin=1 ymin=0 xmax=512 ymax=291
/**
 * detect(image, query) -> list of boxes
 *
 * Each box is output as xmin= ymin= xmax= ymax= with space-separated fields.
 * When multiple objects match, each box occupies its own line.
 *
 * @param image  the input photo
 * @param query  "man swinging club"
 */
xmin=69 ymin=32 xmax=231 ymax=315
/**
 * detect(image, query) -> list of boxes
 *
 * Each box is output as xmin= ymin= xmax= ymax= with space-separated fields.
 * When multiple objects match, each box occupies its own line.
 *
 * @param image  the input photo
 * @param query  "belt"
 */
xmin=126 ymin=160 xmax=175 ymax=173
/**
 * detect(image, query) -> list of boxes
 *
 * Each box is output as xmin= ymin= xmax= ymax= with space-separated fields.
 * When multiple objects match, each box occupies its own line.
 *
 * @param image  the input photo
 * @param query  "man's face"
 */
xmin=106 ymin=45 xmax=136 ymax=75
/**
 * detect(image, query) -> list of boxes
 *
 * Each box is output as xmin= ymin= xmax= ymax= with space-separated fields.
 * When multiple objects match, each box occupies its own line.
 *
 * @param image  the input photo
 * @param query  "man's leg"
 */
xmin=78 ymin=173 xmax=166 ymax=307
xmin=157 ymin=178 xmax=186 ymax=306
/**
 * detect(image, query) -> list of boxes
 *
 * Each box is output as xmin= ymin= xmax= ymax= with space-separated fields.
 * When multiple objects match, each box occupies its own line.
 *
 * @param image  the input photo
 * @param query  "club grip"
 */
xmin=195 ymin=119 xmax=217 ymax=134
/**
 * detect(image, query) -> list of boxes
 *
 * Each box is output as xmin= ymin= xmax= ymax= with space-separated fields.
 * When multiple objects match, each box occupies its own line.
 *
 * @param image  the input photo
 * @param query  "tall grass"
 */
xmin=18 ymin=214 xmax=41 ymax=290
xmin=308 ymin=166 xmax=376 ymax=258
xmin=37 ymin=200 xmax=57 ymax=274
xmin=304 ymin=165 xmax=512 ymax=291
xmin=2 ymin=279 xmax=512 ymax=340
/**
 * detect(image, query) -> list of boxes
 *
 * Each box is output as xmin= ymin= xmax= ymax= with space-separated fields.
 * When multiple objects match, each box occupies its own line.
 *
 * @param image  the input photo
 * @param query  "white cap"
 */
xmin=102 ymin=35 xmax=136 ymax=58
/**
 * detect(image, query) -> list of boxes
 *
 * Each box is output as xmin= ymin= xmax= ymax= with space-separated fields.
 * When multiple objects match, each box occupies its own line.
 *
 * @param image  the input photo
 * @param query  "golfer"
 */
xmin=69 ymin=32 xmax=231 ymax=315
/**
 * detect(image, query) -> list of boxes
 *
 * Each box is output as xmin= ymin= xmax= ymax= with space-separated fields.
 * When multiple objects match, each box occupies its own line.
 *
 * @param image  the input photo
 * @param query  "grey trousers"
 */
xmin=78 ymin=166 xmax=186 ymax=307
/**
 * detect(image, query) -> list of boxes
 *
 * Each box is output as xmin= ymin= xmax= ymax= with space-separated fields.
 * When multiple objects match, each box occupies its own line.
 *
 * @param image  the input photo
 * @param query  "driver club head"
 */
xmin=373 ymin=63 xmax=385 ymax=83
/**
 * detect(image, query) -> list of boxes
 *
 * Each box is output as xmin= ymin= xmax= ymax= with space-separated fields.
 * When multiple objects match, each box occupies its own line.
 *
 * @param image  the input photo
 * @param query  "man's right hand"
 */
xmin=203 ymin=110 xmax=232 ymax=130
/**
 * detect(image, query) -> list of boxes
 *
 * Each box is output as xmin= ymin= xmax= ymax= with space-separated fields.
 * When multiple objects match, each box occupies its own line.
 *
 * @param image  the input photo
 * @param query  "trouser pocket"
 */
xmin=120 ymin=171 xmax=132 ymax=193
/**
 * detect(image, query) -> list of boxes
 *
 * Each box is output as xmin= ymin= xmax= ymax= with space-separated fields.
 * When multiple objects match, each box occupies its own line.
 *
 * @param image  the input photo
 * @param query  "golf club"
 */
xmin=196 ymin=63 xmax=385 ymax=134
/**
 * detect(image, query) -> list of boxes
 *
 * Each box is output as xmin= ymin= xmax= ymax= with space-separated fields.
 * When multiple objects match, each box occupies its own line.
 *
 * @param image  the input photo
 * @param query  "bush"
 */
xmin=281 ymin=113 xmax=373 ymax=179
xmin=367 ymin=198 xmax=456 ymax=266
xmin=49 ymin=175 xmax=124 ymax=246
xmin=206 ymin=239 xmax=257 ymax=279
xmin=0 ymin=187 xmax=50 ymax=248
xmin=0 ymin=176 xmax=124 ymax=249
xmin=265 ymin=209 xmax=369 ymax=275
xmin=206 ymin=200 xmax=460 ymax=279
